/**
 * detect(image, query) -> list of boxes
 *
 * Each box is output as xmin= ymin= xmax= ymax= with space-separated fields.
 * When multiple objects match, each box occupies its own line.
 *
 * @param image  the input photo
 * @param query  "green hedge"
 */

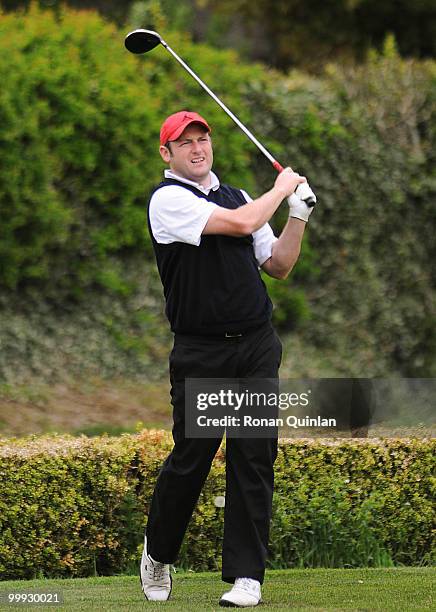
xmin=251 ymin=38 xmax=436 ymax=376
xmin=0 ymin=431 xmax=433 ymax=579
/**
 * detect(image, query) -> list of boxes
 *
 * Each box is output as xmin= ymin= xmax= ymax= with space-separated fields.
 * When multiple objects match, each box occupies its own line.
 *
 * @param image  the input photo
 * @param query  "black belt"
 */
xmin=175 ymin=321 xmax=271 ymax=341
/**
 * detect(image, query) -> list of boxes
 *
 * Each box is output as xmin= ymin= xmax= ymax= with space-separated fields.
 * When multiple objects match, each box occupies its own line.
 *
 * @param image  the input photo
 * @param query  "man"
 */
xmin=141 ymin=110 xmax=315 ymax=607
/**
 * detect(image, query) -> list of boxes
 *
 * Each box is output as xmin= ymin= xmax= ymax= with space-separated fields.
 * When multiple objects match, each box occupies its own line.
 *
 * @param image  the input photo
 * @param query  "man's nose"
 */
xmin=191 ymin=139 xmax=203 ymax=153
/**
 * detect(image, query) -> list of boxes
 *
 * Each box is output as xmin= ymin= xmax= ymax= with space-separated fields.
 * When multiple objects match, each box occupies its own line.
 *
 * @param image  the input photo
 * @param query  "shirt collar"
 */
xmin=164 ymin=169 xmax=220 ymax=195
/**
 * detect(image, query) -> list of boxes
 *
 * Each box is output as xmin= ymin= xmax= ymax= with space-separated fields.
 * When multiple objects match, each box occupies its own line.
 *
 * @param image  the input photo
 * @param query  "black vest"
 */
xmin=147 ymin=178 xmax=272 ymax=335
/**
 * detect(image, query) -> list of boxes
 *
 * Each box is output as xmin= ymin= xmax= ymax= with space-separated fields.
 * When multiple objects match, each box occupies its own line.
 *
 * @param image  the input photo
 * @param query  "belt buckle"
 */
xmin=225 ymin=332 xmax=243 ymax=338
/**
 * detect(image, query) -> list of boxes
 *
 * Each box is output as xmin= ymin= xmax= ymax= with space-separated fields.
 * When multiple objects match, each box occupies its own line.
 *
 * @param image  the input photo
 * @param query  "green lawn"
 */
xmin=0 ymin=568 xmax=434 ymax=611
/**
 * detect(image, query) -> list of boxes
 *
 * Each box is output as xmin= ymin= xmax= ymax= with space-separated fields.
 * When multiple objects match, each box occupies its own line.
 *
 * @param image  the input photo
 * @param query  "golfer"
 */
xmin=140 ymin=110 xmax=315 ymax=607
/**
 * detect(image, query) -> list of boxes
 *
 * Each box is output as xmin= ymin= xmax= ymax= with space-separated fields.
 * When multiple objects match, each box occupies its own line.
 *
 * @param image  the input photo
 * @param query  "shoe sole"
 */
xmin=219 ymin=598 xmax=260 ymax=608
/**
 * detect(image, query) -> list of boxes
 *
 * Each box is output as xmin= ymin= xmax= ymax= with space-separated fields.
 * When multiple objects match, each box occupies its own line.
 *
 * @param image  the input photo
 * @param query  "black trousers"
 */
xmin=146 ymin=321 xmax=282 ymax=584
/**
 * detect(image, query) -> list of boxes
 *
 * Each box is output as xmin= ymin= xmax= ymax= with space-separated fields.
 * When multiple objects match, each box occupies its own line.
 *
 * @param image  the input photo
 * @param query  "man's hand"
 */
xmin=295 ymin=182 xmax=317 ymax=206
xmin=273 ymin=167 xmax=306 ymax=199
xmin=287 ymin=182 xmax=317 ymax=223
xmin=287 ymin=194 xmax=314 ymax=223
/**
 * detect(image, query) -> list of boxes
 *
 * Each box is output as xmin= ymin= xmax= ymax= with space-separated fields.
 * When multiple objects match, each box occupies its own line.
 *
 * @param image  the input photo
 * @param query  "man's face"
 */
xmin=159 ymin=123 xmax=213 ymax=185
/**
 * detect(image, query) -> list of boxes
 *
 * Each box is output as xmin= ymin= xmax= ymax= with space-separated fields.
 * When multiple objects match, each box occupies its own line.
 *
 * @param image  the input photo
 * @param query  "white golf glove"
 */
xmin=287 ymin=182 xmax=317 ymax=222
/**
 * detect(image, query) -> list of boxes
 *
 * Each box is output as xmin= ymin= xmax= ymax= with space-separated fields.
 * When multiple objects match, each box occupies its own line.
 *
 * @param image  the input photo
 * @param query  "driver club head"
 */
xmin=124 ymin=29 xmax=162 ymax=54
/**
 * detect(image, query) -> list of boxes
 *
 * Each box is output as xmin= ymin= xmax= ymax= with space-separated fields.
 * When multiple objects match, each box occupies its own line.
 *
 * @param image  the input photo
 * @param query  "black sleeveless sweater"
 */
xmin=147 ymin=178 xmax=272 ymax=335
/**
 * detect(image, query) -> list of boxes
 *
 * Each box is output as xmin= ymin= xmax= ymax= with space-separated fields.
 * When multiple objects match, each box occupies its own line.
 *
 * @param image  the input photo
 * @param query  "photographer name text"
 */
xmin=197 ymin=415 xmax=337 ymax=429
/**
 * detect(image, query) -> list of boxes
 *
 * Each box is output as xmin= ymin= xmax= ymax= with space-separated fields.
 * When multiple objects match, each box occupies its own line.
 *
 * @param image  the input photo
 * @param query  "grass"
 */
xmin=0 ymin=568 xmax=434 ymax=611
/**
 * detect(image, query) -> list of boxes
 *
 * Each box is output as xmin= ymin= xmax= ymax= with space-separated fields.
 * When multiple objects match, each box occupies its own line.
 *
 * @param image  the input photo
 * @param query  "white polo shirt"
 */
xmin=149 ymin=170 xmax=278 ymax=266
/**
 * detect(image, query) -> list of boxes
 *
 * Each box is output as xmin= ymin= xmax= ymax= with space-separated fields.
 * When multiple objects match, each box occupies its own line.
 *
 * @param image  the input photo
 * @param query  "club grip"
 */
xmin=272 ymin=161 xmax=284 ymax=173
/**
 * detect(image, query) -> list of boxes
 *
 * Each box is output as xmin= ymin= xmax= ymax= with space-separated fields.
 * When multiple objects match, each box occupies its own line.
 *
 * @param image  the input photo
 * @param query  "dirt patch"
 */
xmin=0 ymin=379 xmax=173 ymax=437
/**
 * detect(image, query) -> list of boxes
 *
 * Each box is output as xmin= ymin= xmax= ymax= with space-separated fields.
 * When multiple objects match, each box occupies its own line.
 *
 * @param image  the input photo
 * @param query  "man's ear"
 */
xmin=159 ymin=145 xmax=171 ymax=163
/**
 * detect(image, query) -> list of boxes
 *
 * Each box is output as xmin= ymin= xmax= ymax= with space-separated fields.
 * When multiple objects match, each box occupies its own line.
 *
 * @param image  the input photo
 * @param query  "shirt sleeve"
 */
xmin=240 ymin=189 xmax=278 ymax=266
xmin=149 ymin=185 xmax=219 ymax=246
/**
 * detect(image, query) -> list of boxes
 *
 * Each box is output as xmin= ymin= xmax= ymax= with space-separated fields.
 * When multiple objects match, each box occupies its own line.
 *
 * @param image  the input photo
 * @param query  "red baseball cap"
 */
xmin=160 ymin=111 xmax=211 ymax=146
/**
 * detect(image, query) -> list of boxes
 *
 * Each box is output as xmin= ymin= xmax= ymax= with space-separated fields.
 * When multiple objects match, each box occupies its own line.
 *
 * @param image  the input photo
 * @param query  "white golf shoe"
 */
xmin=219 ymin=577 xmax=261 ymax=607
xmin=140 ymin=535 xmax=172 ymax=601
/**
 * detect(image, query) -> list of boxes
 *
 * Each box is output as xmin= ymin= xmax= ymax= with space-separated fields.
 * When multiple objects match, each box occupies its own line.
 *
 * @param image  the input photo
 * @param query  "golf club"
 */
xmin=125 ymin=29 xmax=316 ymax=206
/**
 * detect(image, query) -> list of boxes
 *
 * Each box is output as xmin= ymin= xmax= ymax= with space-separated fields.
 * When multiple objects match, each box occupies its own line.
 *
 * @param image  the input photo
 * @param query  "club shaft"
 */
xmin=160 ymin=39 xmax=282 ymax=171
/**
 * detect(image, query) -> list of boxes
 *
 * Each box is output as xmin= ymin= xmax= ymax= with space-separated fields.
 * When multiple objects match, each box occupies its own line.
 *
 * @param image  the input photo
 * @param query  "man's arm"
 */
xmin=261 ymin=217 xmax=306 ymax=280
xmin=203 ymin=168 xmax=305 ymax=237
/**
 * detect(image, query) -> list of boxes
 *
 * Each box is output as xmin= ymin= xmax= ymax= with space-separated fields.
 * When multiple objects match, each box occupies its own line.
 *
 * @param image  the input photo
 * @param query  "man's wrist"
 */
xmin=272 ymin=185 xmax=288 ymax=201
xmin=288 ymin=212 xmax=307 ymax=224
